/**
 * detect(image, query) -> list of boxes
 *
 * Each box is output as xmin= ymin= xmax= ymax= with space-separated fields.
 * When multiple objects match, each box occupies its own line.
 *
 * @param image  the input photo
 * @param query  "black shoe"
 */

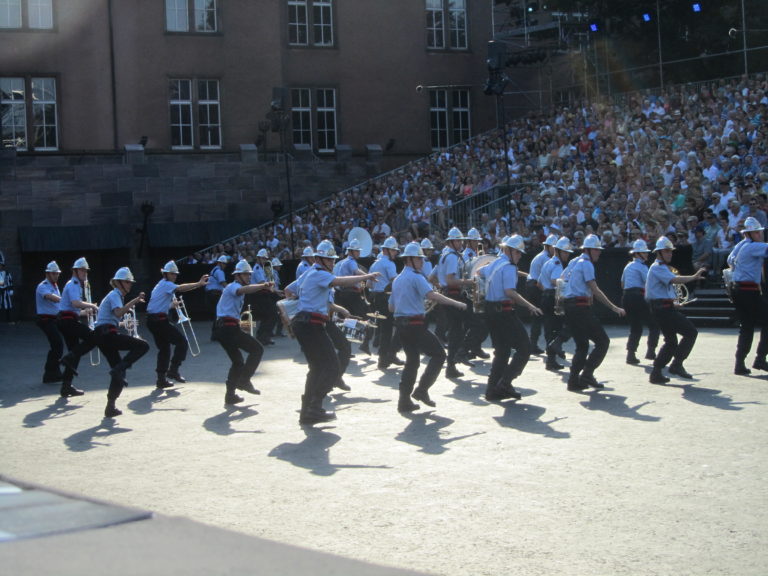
xmin=530 ymin=346 xmax=544 ymax=355
xmin=335 ymin=379 xmax=351 ymax=391
xmin=472 ymin=349 xmax=490 ymax=359
xmin=458 ymin=355 xmax=475 ymax=367
xmin=545 ymin=360 xmax=563 ymax=372
xmin=237 ymin=381 xmax=261 ymax=395
xmin=377 ymin=362 xmax=390 ymax=371
xmin=156 ymin=377 xmax=175 ymax=389
xmin=752 ymin=359 xmax=768 ymax=371
xmin=359 ymin=342 xmax=371 ymax=355
xmin=645 ymin=350 xmax=657 ymax=360
xmin=104 ymin=406 xmax=122 ymax=418
xmin=735 ymin=362 xmax=751 ymax=376
xmin=59 ymin=354 xmax=79 ymax=376
xmin=579 ymin=373 xmax=603 ymax=389
xmin=390 ymin=356 xmax=405 ymax=366
xmin=60 ymin=384 xmax=84 ymax=397
xmin=166 ymin=371 xmax=186 ymax=383
xmin=445 ymin=365 xmax=463 ymax=378
xmin=649 ymin=370 xmax=670 ymax=384
xmin=567 ymin=378 xmax=588 ymax=392
xmin=486 ymin=386 xmax=521 ymax=402
xmin=668 ymin=363 xmax=693 ymax=379
xmin=225 ymin=392 xmax=244 ymax=405
xmin=398 ymin=398 xmax=420 ymax=413
xmin=412 ymin=388 xmax=436 ymax=407
xmin=626 ymin=352 xmax=640 ymax=365
xmin=43 ymin=373 xmax=64 ymax=384
xmin=299 ymin=407 xmax=337 ymax=425
xmin=557 ymin=350 xmax=566 ymax=359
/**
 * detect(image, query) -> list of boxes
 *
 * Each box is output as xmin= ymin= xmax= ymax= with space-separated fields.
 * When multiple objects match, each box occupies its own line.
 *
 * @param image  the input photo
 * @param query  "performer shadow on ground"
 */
xmin=126 ymin=388 xmax=182 ymax=416
xmin=23 ymin=397 xmax=82 ymax=428
xmin=396 ymin=412 xmax=484 ymax=455
xmin=269 ymin=427 xmax=390 ymax=476
xmin=579 ymin=392 xmax=661 ymax=422
xmin=444 ymin=378 xmax=487 ymax=406
xmin=202 ymin=405 xmax=262 ymax=436
xmin=63 ymin=419 xmax=132 ymax=452
xmin=493 ymin=403 xmax=570 ymax=439
xmin=328 ymin=392 xmax=389 ymax=410
xmin=680 ymin=385 xmax=752 ymax=411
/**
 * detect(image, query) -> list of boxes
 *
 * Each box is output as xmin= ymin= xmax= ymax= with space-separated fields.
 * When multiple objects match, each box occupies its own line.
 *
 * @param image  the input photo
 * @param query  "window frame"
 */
xmin=426 ymin=0 xmax=468 ymax=51
xmin=1 ymin=75 xmax=59 ymax=151
xmin=0 ymin=0 xmax=54 ymax=31
xmin=168 ymin=78 xmax=223 ymax=151
xmin=165 ymin=0 xmax=220 ymax=34
xmin=287 ymin=0 xmax=335 ymax=48
xmin=429 ymin=87 xmax=471 ymax=151
xmin=289 ymin=86 xmax=337 ymax=155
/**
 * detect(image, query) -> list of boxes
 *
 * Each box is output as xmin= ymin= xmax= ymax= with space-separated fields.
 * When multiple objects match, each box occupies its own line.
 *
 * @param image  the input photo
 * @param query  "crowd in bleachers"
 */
xmin=188 ymin=73 xmax=768 ymax=273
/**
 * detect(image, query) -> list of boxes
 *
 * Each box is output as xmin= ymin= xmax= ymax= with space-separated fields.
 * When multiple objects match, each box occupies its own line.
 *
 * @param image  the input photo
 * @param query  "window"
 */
xmin=165 ymin=0 xmax=218 ymax=33
xmin=1 ymin=76 xmax=58 ymax=150
xmin=0 ymin=0 xmax=53 ymax=30
xmin=169 ymin=79 xmax=221 ymax=149
xmin=289 ymin=87 xmax=337 ymax=153
xmin=288 ymin=0 xmax=334 ymax=47
xmin=429 ymin=88 xmax=470 ymax=150
xmin=426 ymin=0 xmax=467 ymax=50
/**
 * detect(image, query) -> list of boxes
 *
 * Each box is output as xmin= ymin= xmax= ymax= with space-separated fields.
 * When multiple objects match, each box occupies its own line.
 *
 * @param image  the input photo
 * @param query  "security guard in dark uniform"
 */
xmin=561 ymin=234 xmax=625 ymax=391
xmin=145 ymin=261 xmax=208 ymax=388
xmin=35 ymin=261 xmax=64 ymax=384
xmin=390 ymin=242 xmax=465 ymax=412
xmin=727 ymin=217 xmax=768 ymax=375
xmin=483 ymin=235 xmax=543 ymax=401
xmin=646 ymin=236 xmax=706 ymax=384
xmin=621 ymin=239 xmax=660 ymax=365
xmin=292 ymin=240 xmax=379 ymax=425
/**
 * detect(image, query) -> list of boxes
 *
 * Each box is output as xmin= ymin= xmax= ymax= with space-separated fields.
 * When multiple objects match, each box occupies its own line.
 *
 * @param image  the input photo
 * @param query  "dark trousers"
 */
xmin=36 ymin=316 xmax=63 ymax=379
xmin=396 ymin=318 xmax=445 ymax=398
xmin=292 ymin=318 xmax=340 ymax=402
xmin=732 ymin=287 xmax=768 ymax=361
xmin=249 ymin=291 xmax=279 ymax=342
xmin=487 ymin=309 xmax=530 ymax=388
xmin=146 ymin=316 xmax=188 ymax=375
xmin=526 ymin=280 xmax=544 ymax=347
xmin=622 ymin=291 xmax=660 ymax=354
xmin=372 ymin=292 xmax=400 ymax=364
xmin=205 ymin=290 xmax=222 ymax=337
xmin=541 ymin=290 xmax=569 ymax=356
xmin=95 ymin=326 xmax=149 ymax=400
xmin=214 ymin=323 xmax=264 ymax=390
xmin=651 ymin=303 xmax=698 ymax=369
xmin=464 ymin=300 xmax=489 ymax=353
xmin=57 ymin=317 xmax=97 ymax=382
xmin=326 ymin=320 xmax=351 ymax=383
xmin=564 ymin=303 xmax=610 ymax=378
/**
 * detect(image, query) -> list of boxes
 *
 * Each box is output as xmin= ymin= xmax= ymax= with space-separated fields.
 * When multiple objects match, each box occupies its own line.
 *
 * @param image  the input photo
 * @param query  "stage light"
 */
xmin=692 ymin=3 xmax=701 ymax=12
xmin=589 ymin=22 xmax=598 ymax=32
xmin=642 ymin=13 xmax=651 ymax=22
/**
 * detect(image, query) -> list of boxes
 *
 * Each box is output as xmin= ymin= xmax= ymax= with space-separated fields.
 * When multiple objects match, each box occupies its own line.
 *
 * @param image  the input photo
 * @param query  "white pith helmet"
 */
xmin=112 ymin=267 xmax=135 ymax=282
xmin=742 ymin=216 xmax=765 ymax=234
xmin=271 ymin=258 xmax=282 ymax=267
xmin=161 ymin=260 xmax=179 ymax=274
xmin=346 ymin=239 xmax=362 ymax=253
xmin=45 ymin=261 xmax=61 ymax=273
xmin=420 ymin=238 xmax=434 ymax=250
xmin=400 ymin=242 xmax=426 ymax=259
xmin=314 ymin=240 xmax=338 ymax=259
xmin=302 ymin=246 xmax=314 ymax=258
xmin=581 ymin=234 xmax=603 ymax=250
xmin=446 ymin=227 xmax=466 ymax=241
xmin=466 ymin=227 xmax=481 ymax=241
xmin=381 ymin=237 xmax=400 ymax=251
xmin=216 ymin=255 xmax=229 ymax=264
xmin=233 ymin=260 xmax=253 ymax=275
xmin=555 ymin=237 xmax=574 ymax=253
xmin=72 ymin=257 xmax=90 ymax=270
xmin=653 ymin=236 xmax=675 ymax=251
xmin=629 ymin=239 xmax=650 ymax=254
xmin=543 ymin=234 xmax=559 ymax=247
xmin=256 ymin=248 xmax=270 ymax=259
xmin=503 ymin=235 xmax=526 ymax=253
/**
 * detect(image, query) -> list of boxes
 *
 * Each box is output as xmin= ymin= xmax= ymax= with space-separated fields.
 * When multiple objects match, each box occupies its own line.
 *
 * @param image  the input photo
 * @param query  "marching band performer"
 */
xmin=271 ymin=258 xmax=287 ymax=337
xmin=0 ymin=256 xmax=13 ymax=323
xmin=369 ymin=236 xmax=404 ymax=370
xmin=538 ymin=237 xmax=573 ymax=372
xmin=249 ymin=248 xmax=279 ymax=345
xmin=94 ymin=267 xmax=150 ymax=418
xmin=205 ymin=255 xmax=229 ymax=340
xmin=646 ymin=236 xmax=706 ymax=384
xmin=526 ymin=233 xmax=558 ymax=354
xmin=390 ymin=242 xmax=466 ymax=412
xmin=484 ymin=235 xmax=543 ymax=401
xmin=292 ymin=240 xmax=379 ymax=424
xmin=460 ymin=227 xmax=490 ymax=361
xmin=35 ymin=261 xmax=64 ymax=384
xmin=621 ymin=239 xmax=659 ymax=365
xmin=333 ymin=238 xmax=373 ymax=354
xmin=214 ymin=259 xmax=271 ymax=405
xmin=420 ymin=238 xmax=435 ymax=278
xmin=726 ymin=217 xmax=768 ymax=375
xmin=145 ymin=261 xmax=208 ymax=389
xmin=561 ymin=234 xmax=625 ymax=391
xmin=57 ymin=257 xmax=99 ymax=398
xmin=296 ymin=246 xmax=315 ymax=280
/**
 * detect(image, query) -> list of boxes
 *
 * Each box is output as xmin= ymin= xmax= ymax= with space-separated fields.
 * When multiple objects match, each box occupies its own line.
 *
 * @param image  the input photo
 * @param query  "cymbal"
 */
xmin=366 ymin=312 xmax=387 ymax=320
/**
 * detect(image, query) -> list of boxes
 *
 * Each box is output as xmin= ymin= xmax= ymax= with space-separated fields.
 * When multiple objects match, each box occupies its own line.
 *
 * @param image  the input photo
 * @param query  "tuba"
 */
xmin=469 ymin=254 xmax=495 ymax=313
xmin=722 ymin=267 xmax=734 ymax=303
xmin=669 ymin=266 xmax=697 ymax=306
xmin=84 ymin=280 xmax=101 ymax=366
xmin=173 ymin=295 xmax=201 ymax=356
xmin=240 ymin=304 xmax=254 ymax=337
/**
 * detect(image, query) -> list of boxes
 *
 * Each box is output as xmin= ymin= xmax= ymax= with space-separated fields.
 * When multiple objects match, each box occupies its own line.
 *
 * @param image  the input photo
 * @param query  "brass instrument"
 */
xmin=468 ymin=254 xmax=495 ymax=313
xmin=121 ymin=309 xmax=141 ymax=338
xmin=668 ymin=266 xmax=697 ymax=306
xmin=84 ymin=280 xmax=101 ymax=366
xmin=264 ymin=260 xmax=274 ymax=284
xmin=722 ymin=267 xmax=734 ymax=303
xmin=173 ymin=295 xmax=201 ymax=356
xmin=554 ymin=278 xmax=567 ymax=316
xmin=240 ymin=305 xmax=254 ymax=337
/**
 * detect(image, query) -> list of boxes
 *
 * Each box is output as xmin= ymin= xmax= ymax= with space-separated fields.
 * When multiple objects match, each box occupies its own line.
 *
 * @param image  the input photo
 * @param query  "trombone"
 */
xmin=240 ymin=305 xmax=254 ymax=337
xmin=84 ymin=280 xmax=101 ymax=366
xmin=173 ymin=295 xmax=201 ymax=356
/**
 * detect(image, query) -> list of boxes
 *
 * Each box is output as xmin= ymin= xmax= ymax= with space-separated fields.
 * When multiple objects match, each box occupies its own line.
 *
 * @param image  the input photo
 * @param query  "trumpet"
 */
xmin=122 ymin=309 xmax=141 ymax=338
xmin=240 ymin=305 xmax=254 ymax=337
xmin=173 ymin=295 xmax=201 ymax=356
xmin=84 ymin=280 xmax=101 ymax=366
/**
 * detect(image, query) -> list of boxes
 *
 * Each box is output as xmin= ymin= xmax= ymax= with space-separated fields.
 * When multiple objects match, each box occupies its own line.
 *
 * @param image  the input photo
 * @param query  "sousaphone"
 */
xmin=348 ymin=227 xmax=373 ymax=258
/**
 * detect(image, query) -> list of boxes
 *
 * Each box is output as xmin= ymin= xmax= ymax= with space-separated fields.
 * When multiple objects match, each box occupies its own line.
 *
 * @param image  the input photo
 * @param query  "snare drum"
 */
xmin=335 ymin=318 xmax=370 ymax=342
xmin=276 ymin=298 xmax=300 ymax=338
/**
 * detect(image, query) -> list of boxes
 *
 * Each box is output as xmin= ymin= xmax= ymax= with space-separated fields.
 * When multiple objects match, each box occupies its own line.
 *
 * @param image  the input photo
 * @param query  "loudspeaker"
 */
xmin=486 ymin=40 xmax=506 ymax=71
xmin=271 ymin=87 xmax=289 ymax=111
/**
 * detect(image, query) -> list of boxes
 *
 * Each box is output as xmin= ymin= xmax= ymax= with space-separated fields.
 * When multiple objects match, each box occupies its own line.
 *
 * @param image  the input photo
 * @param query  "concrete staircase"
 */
xmin=681 ymin=282 xmax=736 ymax=328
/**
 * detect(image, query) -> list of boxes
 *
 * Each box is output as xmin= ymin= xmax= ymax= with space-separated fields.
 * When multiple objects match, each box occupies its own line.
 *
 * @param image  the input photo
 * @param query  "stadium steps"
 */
xmin=681 ymin=285 xmax=736 ymax=328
